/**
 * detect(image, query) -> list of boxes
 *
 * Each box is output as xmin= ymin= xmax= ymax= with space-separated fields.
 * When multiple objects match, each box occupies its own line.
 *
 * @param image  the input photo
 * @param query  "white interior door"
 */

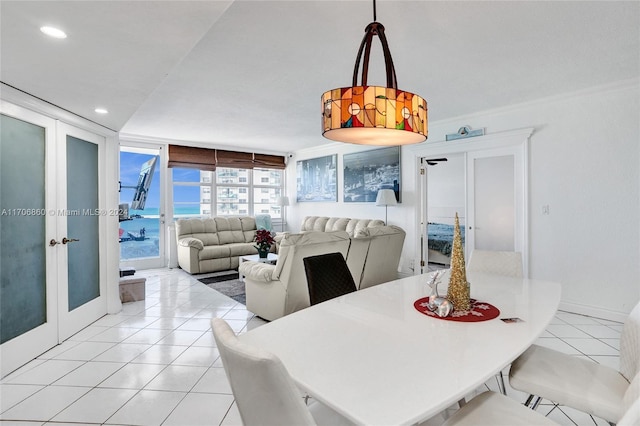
xmin=0 ymin=104 xmax=108 ymax=377
xmin=0 ymin=105 xmax=59 ymax=377
xmin=56 ymin=123 xmax=107 ymax=341
xmin=466 ymin=146 xmax=527 ymax=272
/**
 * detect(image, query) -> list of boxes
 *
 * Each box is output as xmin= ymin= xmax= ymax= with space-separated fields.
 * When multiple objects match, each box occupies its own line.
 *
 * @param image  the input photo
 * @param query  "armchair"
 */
xmin=239 ymin=231 xmax=351 ymax=321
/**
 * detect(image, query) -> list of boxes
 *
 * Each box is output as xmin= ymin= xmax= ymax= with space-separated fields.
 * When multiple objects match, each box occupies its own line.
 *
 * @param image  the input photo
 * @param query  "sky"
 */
xmin=119 ymin=151 xmax=160 ymax=210
xmin=120 ymin=151 xmax=203 ymax=210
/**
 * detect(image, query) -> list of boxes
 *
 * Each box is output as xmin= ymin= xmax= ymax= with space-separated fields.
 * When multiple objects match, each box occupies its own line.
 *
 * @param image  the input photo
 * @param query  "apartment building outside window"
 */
xmin=172 ymin=167 xmax=284 ymax=219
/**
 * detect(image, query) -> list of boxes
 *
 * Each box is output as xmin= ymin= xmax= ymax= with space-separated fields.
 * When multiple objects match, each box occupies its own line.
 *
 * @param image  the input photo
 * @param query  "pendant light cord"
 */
xmin=373 ymin=0 xmax=377 ymax=21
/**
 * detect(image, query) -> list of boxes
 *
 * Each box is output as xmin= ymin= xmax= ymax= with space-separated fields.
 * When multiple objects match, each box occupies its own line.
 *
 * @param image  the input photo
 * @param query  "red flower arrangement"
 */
xmin=254 ymin=229 xmax=275 ymax=254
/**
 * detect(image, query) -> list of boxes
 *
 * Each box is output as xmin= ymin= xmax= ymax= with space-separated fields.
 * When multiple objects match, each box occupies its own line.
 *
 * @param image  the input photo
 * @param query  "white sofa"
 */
xmin=289 ymin=216 xmax=404 ymax=289
xmin=240 ymin=222 xmax=406 ymax=321
xmin=239 ymin=231 xmax=351 ymax=321
xmin=175 ymin=217 xmax=271 ymax=274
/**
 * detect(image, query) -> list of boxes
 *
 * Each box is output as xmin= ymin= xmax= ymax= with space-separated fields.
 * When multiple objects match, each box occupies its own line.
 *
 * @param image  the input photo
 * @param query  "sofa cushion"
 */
xmin=178 ymin=237 xmax=204 ymax=250
xmin=176 ymin=217 xmax=217 ymax=236
xmin=301 ymin=216 xmax=318 ymax=232
xmin=199 ymin=244 xmax=231 ymax=260
xmin=326 ymin=217 xmax=350 ymax=232
xmin=345 ymin=218 xmax=385 ymax=237
xmin=301 ymin=216 xmax=333 ymax=232
xmin=357 ymin=224 xmax=404 ymax=238
xmin=239 ymin=261 xmax=275 ymax=282
xmin=215 ymin=217 xmax=246 ymax=244
xmin=176 ymin=218 xmax=221 ymax=246
xmin=240 ymin=217 xmax=259 ymax=242
xmin=227 ymin=243 xmax=259 ymax=257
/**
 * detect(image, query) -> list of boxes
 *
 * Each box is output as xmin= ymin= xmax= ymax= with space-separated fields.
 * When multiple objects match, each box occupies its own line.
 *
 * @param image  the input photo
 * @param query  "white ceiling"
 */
xmin=1 ymin=1 xmax=638 ymax=154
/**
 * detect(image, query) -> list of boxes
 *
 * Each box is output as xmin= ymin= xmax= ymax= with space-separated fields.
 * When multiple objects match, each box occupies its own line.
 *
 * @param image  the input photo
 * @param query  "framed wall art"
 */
xmin=296 ymin=154 xmax=338 ymax=202
xmin=343 ymin=146 xmax=400 ymax=203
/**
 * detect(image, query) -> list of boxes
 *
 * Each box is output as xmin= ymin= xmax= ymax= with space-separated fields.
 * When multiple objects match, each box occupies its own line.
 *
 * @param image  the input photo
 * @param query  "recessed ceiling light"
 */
xmin=40 ymin=26 xmax=67 ymax=39
xmin=94 ymin=108 xmax=108 ymax=114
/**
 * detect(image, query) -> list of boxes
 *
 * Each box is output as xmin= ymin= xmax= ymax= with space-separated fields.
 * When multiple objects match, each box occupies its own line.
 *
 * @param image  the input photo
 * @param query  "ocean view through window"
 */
xmin=120 ymin=151 xmax=284 ymax=262
xmin=120 ymin=149 xmax=162 ymax=261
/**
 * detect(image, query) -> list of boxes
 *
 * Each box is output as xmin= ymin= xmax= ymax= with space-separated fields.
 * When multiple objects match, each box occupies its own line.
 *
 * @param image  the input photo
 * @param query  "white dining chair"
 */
xmin=466 ymin=249 xmax=524 ymax=395
xmin=210 ymin=318 xmax=353 ymax=426
xmin=466 ymin=249 xmax=523 ymax=278
xmin=509 ymin=301 xmax=640 ymax=424
xmin=441 ymin=391 xmax=557 ymax=425
xmin=442 ymin=371 xmax=640 ymax=426
xmin=618 ymin=371 xmax=640 ymax=426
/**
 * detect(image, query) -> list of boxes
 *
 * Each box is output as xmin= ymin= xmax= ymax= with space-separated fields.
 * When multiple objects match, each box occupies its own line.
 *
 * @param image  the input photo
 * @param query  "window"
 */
xmin=172 ymin=166 xmax=284 ymax=219
xmin=172 ymin=169 xmax=213 ymax=217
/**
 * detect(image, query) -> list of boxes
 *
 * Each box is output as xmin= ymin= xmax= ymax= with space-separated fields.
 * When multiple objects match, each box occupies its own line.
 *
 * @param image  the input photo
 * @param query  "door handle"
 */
xmin=62 ymin=237 xmax=80 ymax=244
xmin=49 ymin=239 xmax=61 ymax=247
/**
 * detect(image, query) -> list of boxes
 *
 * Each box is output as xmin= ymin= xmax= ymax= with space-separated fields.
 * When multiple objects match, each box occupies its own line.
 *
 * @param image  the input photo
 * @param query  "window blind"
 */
xmin=168 ymin=145 xmax=285 ymax=170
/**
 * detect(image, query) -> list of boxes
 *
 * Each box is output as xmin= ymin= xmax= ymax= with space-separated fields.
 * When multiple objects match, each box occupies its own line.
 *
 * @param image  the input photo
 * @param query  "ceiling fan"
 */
xmin=426 ymin=158 xmax=448 ymax=166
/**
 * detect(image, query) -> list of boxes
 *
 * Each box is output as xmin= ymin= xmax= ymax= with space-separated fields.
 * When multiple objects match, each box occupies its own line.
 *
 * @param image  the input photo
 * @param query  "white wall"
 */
xmin=288 ymin=79 xmax=640 ymax=321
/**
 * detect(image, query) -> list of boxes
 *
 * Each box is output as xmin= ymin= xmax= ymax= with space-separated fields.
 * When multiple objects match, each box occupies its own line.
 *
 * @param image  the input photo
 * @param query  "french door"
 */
xmin=119 ymin=144 xmax=165 ymax=269
xmin=0 ymin=103 xmax=107 ymax=377
xmin=416 ymin=128 xmax=531 ymax=277
xmin=56 ymin=123 xmax=107 ymax=341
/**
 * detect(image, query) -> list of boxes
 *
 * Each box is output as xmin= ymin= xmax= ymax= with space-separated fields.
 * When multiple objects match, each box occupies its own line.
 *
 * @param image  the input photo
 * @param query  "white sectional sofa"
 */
xmin=239 ymin=231 xmax=352 ymax=321
xmin=240 ymin=216 xmax=406 ymax=320
xmin=175 ymin=216 xmax=271 ymax=274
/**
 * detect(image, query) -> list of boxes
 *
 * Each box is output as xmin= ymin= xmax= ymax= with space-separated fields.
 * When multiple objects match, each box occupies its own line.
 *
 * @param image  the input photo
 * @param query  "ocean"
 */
xmin=120 ymin=206 xmax=201 ymax=260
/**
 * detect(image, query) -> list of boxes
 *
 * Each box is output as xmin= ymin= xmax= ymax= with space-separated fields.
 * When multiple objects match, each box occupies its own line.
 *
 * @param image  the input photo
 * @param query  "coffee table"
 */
xmin=239 ymin=253 xmax=278 ymax=281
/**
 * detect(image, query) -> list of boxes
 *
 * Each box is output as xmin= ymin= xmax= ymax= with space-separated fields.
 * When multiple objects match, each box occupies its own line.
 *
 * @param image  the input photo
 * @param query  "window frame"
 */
xmin=171 ymin=166 xmax=285 ymax=219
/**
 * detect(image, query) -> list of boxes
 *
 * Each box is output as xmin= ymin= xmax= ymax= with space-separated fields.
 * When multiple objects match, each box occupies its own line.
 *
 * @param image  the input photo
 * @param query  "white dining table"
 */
xmin=239 ymin=271 xmax=562 ymax=425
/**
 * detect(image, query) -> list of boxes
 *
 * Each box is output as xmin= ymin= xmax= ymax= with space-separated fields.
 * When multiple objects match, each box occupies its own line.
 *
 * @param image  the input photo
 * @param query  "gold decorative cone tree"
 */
xmin=446 ymin=213 xmax=470 ymax=312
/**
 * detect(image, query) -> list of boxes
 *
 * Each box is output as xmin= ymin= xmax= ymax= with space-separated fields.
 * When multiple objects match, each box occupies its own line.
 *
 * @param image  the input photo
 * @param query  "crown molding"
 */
xmin=430 ymin=77 xmax=639 ymax=129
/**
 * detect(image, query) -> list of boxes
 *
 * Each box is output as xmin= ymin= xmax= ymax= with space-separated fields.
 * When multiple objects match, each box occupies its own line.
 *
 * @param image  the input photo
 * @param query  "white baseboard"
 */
xmin=558 ymin=301 xmax=628 ymax=323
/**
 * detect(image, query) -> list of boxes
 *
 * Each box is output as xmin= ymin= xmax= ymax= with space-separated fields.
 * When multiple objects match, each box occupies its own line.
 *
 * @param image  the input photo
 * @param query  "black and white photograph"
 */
xmin=343 ymin=146 xmax=400 ymax=203
xmin=296 ymin=154 xmax=337 ymax=202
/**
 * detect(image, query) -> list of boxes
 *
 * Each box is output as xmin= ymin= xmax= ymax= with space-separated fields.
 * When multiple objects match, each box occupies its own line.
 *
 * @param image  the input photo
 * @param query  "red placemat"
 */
xmin=413 ymin=298 xmax=500 ymax=322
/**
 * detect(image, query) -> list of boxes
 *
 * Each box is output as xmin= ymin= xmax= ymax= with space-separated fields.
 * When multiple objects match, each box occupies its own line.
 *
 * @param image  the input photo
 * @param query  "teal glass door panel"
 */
xmin=66 ymin=136 xmax=99 ymax=311
xmin=0 ymin=114 xmax=47 ymax=344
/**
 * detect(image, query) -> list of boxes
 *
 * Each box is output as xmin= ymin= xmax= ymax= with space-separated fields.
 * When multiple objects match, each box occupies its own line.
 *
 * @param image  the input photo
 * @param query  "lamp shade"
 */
xmin=322 ymin=86 xmax=427 ymax=146
xmin=321 ymin=18 xmax=427 ymax=146
xmin=375 ymin=189 xmax=397 ymax=206
xmin=276 ymin=196 xmax=290 ymax=206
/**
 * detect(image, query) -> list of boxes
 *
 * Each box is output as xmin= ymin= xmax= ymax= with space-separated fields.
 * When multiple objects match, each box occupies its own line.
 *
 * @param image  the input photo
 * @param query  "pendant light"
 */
xmin=321 ymin=0 xmax=427 ymax=146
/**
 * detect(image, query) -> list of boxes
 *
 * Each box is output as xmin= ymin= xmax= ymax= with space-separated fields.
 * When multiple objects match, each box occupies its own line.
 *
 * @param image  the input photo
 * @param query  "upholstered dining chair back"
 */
xmin=620 ymin=300 xmax=640 ymax=381
xmin=211 ymin=318 xmax=317 ymax=426
xmin=508 ymin=300 xmax=640 ymax=423
xmin=467 ymin=250 xmax=523 ymax=278
xmin=303 ymin=252 xmax=357 ymax=305
xmin=619 ymin=371 xmax=640 ymax=425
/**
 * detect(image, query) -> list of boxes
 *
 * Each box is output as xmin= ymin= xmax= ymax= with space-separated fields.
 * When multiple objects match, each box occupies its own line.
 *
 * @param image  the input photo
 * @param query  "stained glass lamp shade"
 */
xmin=322 ymin=17 xmax=427 ymax=146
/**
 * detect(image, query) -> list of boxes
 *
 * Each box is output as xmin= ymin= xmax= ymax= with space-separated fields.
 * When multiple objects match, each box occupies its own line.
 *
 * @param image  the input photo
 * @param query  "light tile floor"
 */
xmin=0 ymin=268 xmax=622 ymax=425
